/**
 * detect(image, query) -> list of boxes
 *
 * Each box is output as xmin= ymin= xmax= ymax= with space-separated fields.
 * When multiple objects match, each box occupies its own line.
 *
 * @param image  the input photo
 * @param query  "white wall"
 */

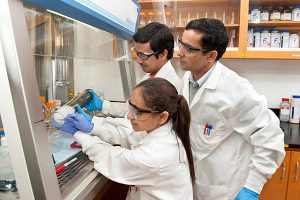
xmin=135 ymin=59 xmax=300 ymax=108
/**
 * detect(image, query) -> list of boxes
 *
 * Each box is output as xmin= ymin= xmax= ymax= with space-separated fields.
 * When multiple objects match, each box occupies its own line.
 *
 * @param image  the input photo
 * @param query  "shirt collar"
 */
xmin=151 ymin=60 xmax=172 ymax=78
xmin=188 ymin=62 xmax=216 ymax=86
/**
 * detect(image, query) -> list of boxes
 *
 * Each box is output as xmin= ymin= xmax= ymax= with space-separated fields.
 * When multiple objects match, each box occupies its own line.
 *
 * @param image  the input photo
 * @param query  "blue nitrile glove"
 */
xmin=51 ymin=116 xmax=78 ymax=135
xmin=83 ymin=89 xmax=103 ymax=111
xmin=75 ymin=105 xmax=92 ymax=122
xmin=235 ymin=187 xmax=258 ymax=200
xmin=67 ymin=113 xmax=94 ymax=133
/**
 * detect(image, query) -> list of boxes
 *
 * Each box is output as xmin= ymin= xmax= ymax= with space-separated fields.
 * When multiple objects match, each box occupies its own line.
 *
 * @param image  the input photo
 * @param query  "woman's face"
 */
xmin=127 ymin=88 xmax=167 ymax=133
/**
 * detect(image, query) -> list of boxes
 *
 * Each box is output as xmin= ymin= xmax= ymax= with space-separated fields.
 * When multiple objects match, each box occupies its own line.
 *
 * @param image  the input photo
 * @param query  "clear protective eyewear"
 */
xmin=127 ymin=99 xmax=160 ymax=119
xmin=178 ymin=39 xmax=208 ymax=54
xmin=133 ymin=48 xmax=159 ymax=60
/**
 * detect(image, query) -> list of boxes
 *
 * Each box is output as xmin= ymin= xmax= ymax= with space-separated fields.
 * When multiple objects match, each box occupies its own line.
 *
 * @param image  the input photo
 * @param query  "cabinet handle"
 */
xmin=295 ymin=162 xmax=299 ymax=181
xmin=292 ymin=54 xmax=300 ymax=57
xmin=280 ymin=163 xmax=286 ymax=180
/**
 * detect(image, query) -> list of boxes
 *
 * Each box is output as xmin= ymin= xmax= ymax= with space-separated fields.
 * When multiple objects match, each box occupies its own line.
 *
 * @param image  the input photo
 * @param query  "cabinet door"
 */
xmin=247 ymin=0 xmax=300 ymax=59
xmin=136 ymin=0 xmax=244 ymax=58
xmin=287 ymin=151 xmax=300 ymax=200
xmin=260 ymin=151 xmax=291 ymax=200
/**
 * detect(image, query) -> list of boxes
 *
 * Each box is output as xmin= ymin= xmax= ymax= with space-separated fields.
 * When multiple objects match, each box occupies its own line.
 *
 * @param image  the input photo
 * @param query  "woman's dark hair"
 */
xmin=135 ymin=78 xmax=195 ymax=183
xmin=186 ymin=18 xmax=228 ymax=60
xmin=133 ymin=22 xmax=174 ymax=60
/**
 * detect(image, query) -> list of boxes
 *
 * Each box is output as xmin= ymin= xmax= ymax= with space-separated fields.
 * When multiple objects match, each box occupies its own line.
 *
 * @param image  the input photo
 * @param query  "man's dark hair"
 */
xmin=186 ymin=18 xmax=228 ymax=60
xmin=133 ymin=22 xmax=174 ymax=60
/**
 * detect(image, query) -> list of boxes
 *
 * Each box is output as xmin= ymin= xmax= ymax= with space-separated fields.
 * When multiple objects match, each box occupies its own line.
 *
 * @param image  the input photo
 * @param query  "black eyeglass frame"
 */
xmin=133 ymin=48 xmax=159 ymax=60
xmin=178 ymin=39 xmax=208 ymax=52
xmin=127 ymin=99 xmax=161 ymax=114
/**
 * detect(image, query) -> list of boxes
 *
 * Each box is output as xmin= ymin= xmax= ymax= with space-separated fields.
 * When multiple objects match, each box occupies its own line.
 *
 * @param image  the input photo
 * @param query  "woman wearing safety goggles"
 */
xmin=60 ymin=78 xmax=195 ymax=200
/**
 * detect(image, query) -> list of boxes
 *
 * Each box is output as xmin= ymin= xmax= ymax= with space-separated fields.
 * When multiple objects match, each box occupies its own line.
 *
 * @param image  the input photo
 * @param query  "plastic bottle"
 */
xmin=271 ymin=29 xmax=281 ymax=48
xmin=279 ymin=98 xmax=290 ymax=122
xmin=280 ymin=30 xmax=290 ymax=48
xmin=251 ymin=7 xmax=261 ymax=23
xmin=292 ymin=6 xmax=300 ymax=21
xmin=289 ymin=33 xmax=300 ymax=48
xmin=270 ymin=8 xmax=281 ymax=21
xmin=247 ymin=29 xmax=254 ymax=47
xmin=260 ymin=8 xmax=269 ymax=21
xmin=281 ymin=7 xmax=292 ymax=21
xmin=260 ymin=29 xmax=271 ymax=47
xmin=254 ymin=30 xmax=261 ymax=48
xmin=139 ymin=12 xmax=146 ymax=27
xmin=290 ymin=95 xmax=300 ymax=123
xmin=46 ymin=101 xmax=56 ymax=131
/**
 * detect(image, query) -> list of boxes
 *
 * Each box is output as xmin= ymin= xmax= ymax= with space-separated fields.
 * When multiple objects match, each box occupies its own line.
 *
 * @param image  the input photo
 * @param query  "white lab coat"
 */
xmin=74 ymin=120 xmax=193 ymax=200
xmin=180 ymin=62 xmax=285 ymax=200
xmin=102 ymin=60 xmax=181 ymax=117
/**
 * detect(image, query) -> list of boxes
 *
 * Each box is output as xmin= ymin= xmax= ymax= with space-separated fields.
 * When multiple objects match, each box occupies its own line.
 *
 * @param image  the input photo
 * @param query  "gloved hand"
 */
xmin=83 ymin=89 xmax=103 ymax=111
xmin=51 ymin=116 xmax=78 ymax=135
xmin=75 ymin=105 xmax=92 ymax=122
xmin=235 ymin=187 xmax=258 ymax=200
xmin=67 ymin=113 xmax=94 ymax=133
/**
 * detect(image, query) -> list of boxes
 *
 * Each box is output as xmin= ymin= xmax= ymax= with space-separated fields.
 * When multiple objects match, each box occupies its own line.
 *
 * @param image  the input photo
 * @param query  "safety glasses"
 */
xmin=133 ymin=48 xmax=159 ymax=60
xmin=178 ymin=39 xmax=208 ymax=54
xmin=127 ymin=99 xmax=160 ymax=119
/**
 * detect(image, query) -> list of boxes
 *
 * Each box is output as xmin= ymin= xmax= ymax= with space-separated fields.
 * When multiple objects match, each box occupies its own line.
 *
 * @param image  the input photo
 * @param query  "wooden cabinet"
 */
xmin=136 ymin=0 xmax=300 ymax=59
xmin=260 ymin=151 xmax=300 ymax=200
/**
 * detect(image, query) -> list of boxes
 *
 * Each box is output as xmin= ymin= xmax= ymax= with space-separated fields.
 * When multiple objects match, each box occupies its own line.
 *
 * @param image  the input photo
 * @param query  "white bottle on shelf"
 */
xmin=254 ymin=30 xmax=261 ymax=48
xmin=247 ymin=29 xmax=254 ymax=47
xmin=292 ymin=6 xmax=300 ymax=21
xmin=280 ymin=30 xmax=290 ymax=48
xmin=260 ymin=29 xmax=271 ymax=48
xmin=289 ymin=33 xmax=299 ymax=48
xmin=271 ymin=29 xmax=281 ymax=48
xmin=251 ymin=8 xmax=261 ymax=23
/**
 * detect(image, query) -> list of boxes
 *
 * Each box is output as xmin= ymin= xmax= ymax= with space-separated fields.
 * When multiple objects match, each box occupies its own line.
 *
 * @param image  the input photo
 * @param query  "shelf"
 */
xmin=249 ymin=21 xmax=300 ymax=28
xmin=138 ymin=0 xmax=240 ymax=9
xmin=138 ymin=24 xmax=239 ymax=30
xmin=249 ymin=0 xmax=300 ymax=5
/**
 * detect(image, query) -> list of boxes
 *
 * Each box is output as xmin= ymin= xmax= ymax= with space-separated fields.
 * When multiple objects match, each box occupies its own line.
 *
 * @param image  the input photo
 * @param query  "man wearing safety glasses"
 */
xmin=75 ymin=22 xmax=181 ymax=118
xmin=177 ymin=18 xmax=285 ymax=200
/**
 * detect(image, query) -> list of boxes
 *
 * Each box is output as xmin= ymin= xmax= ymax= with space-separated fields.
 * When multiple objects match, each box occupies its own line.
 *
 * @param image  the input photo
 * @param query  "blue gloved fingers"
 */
xmin=83 ymin=89 xmax=103 ymax=111
xmin=68 ymin=113 xmax=94 ymax=133
xmin=235 ymin=187 xmax=258 ymax=200
xmin=75 ymin=105 xmax=92 ymax=122
xmin=58 ymin=115 xmax=78 ymax=135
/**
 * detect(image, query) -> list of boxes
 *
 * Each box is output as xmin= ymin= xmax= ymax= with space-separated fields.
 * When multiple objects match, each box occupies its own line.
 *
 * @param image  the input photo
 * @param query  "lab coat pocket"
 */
xmin=194 ymin=181 xmax=229 ymax=200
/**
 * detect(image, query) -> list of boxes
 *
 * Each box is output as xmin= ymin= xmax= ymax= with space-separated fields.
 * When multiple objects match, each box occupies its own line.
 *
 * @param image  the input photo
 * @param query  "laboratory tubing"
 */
xmin=271 ymin=29 xmax=281 ymax=48
xmin=280 ymin=30 xmax=290 ymax=48
xmin=279 ymin=98 xmax=290 ymax=122
xmin=292 ymin=6 xmax=300 ymax=21
xmin=251 ymin=7 xmax=260 ymax=23
xmin=290 ymin=95 xmax=300 ymax=123
xmin=260 ymin=29 xmax=271 ymax=48
xmin=254 ymin=30 xmax=261 ymax=48
xmin=260 ymin=8 xmax=269 ymax=21
xmin=289 ymin=33 xmax=299 ymax=48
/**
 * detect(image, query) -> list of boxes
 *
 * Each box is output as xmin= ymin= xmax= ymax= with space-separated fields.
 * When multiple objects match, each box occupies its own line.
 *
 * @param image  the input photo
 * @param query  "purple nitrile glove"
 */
xmin=235 ymin=187 xmax=258 ymax=200
xmin=51 ymin=116 xmax=78 ymax=135
xmin=75 ymin=105 xmax=92 ymax=122
xmin=83 ymin=89 xmax=103 ymax=111
xmin=67 ymin=113 xmax=94 ymax=133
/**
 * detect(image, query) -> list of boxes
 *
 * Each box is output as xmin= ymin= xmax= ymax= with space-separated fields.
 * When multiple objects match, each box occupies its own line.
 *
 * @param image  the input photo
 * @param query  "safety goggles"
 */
xmin=133 ymin=48 xmax=159 ymax=60
xmin=127 ymin=99 xmax=160 ymax=119
xmin=178 ymin=39 xmax=208 ymax=54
